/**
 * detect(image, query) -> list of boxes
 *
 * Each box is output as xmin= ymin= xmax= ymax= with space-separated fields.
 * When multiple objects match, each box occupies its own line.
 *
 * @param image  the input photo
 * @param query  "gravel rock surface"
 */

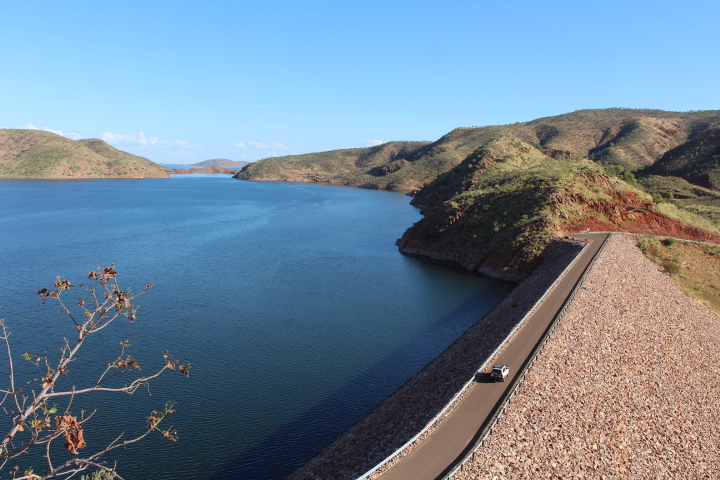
xmin=288 ymin=238 xmax=585 ymax=480
xmin=453 ymin=233 xmax=720 ymax=479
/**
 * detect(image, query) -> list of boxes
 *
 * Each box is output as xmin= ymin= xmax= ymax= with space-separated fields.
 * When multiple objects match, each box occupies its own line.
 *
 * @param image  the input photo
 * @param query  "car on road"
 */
xmin=490 ymin=364 xmax=510 ymax=382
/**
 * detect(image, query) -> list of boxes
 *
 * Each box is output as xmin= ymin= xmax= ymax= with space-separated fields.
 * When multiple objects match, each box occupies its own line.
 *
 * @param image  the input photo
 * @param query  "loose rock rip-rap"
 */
xmin=453 ymin=234 xmax=720 ymax=479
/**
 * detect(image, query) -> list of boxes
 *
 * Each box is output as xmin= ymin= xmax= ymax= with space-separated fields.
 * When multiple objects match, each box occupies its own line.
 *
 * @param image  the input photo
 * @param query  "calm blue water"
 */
xmin=0 ymin=175 xmax=512 ymax=479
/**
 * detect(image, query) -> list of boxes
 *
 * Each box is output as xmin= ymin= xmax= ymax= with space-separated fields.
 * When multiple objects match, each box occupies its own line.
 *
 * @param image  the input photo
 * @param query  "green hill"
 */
xmin=0 ymin=129 xmax=170 ymax=178
xmin=234 ymin=141 xmax=433 ymax=191
xmin=397 ymin=136 xmax=720 ymax=280
xmin=235 ymin=109 xmax=720 ymax=192
xmin=644 ymin=129 xmax=720 ymax=190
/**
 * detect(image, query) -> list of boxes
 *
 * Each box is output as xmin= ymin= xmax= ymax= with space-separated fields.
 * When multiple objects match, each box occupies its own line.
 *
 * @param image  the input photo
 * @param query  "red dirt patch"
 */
xmin=559 ymin=190 xmax=720 ymax=243
xmin=571 ymin=208 xmax=720 ymax=243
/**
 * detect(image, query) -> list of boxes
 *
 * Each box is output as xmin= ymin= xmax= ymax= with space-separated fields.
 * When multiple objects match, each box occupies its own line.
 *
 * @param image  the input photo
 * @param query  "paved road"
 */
xmin=377 ymin=233 xmax=608 ymax=480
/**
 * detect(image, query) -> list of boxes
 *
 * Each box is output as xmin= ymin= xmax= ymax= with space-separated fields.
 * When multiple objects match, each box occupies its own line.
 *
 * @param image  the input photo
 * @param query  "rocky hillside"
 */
xmin=234 ymin=141 xmax=432 ymax=191
xmin=235 ymin=109 xmax=720 ymax=192
xmin=644 ymin=128 xmax=720 ymax=190
xmin=0 ymin=129 xmax=170 ymax=178
xmin=397 ymin=136 xmax=720 ymax=281
xmin=193 ymin=158 xmax=250 ymax=168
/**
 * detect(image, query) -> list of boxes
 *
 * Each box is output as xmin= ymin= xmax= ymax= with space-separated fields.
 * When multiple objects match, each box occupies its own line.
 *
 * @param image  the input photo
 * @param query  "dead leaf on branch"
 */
xmin=41 ymin=374 xmax=54 ymax=389
xmin=53 ymin=279 xmax=75 ymax=290
xmin=88 ymin=266 xmax=118 ymax=286
xmin=115 ymin=355 xmax=139 ymax=370
xmin=36 ymin=287 xmax=59 ymax=303
xmin=56 ymin=416 xmax=86 ymax=454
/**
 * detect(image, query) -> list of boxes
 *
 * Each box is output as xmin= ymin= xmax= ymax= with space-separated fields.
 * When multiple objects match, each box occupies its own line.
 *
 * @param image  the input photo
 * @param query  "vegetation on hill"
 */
xmin=235 ymin=109 xmax=720 ymax=192
xmin=638 ymin=237 xmax=720 ymax=314
xmin=235 ymin=108 xmax=720 ymax=279
xmin=192 ymin=158 xmax=250 ymax=168
xmin=643 ymin=129 xmax=720 ymax=190
xmin=638 ymin=175 xmax=720 ymax=230
xmin=397 ymin=136 xmax=720 ymax=280
xmin=234 ymin=141 xmax=433 ymax=190
xmin=0 ymin=129 xmax=170 ymax=178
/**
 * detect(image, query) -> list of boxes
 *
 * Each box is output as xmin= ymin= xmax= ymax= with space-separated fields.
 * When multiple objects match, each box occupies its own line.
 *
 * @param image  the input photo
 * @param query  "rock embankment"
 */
xmin=288 ymin=238 xmax=586 ymax=479
xmin=453 ymin=233 xmax=720 ymax=479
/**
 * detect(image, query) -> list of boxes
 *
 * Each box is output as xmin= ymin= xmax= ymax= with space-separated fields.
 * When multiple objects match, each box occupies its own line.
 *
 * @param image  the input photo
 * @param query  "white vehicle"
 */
xmin=490 ymin=364 xmax=510 ymax=382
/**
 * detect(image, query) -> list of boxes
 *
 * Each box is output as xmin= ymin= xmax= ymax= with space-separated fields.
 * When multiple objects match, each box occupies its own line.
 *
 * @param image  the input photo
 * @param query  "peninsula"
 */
xmin=235 ymin=108 xmax=720 ymax=280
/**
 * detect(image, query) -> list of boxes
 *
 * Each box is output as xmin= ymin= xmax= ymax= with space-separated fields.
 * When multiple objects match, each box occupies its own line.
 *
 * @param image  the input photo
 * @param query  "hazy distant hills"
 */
xmin=236 ymin=109 xmax=720 ymax=192
xmin=170 ymin=164 xmax=241 ymax=174
xmin=192 ymin=158 xmax=250 ymax=168
xmin=0 ymin=129 xmax=170 ymax=178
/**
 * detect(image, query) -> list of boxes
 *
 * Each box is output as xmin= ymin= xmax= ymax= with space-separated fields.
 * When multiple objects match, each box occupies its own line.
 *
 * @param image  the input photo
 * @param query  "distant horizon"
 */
xmin=5 ymin=105 xmax=720 ymax=167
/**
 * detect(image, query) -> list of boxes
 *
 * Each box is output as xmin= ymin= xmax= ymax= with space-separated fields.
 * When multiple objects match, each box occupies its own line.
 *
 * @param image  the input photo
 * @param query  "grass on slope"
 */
xmin=236 ymin=109 xmax=720 ymax=192
xmin=0 ymin=129 xmax=169 ymax=178
xmin=398 ymin=136 xmax=651 ymax=278
xmin=235 ymin=141 xmax=434 ymax=191
xmin=638 ymin=237 xmax=720 ymax=314
xmin=639 ymin=175 xmax=720 ymax=232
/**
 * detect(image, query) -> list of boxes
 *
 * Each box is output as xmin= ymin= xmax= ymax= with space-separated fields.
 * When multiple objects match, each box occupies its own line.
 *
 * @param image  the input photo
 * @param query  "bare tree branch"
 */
xmin=0 ymin=266 xmax=189 ymax=478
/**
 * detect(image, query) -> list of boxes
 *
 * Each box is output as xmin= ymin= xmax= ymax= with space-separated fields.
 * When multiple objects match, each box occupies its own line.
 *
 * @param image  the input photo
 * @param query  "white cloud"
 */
xmin=243 ymin=141 xmax=288 ymax=151
xmin=43 ymin=127 xmax=81 ymax=140
xmin=101 ymin=131 xmax=167 ymax=146
xmin=101 ymin=132 xmax=197 ymax=148
xmin=234 ymin=142 xmax=247 ymax=149
xmin=366 ymin=139 xmax=384 ymax=146
xmin=22 ymin=122 xmax=38 ymax=130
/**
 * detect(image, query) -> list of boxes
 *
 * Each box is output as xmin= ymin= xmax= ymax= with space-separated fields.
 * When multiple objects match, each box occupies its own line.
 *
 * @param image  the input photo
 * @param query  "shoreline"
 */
xmin=288 ymin=237 xmax=586 ymax=479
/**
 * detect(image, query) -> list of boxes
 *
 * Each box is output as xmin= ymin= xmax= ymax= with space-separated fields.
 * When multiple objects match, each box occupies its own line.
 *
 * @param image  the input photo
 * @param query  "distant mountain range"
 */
xmin=169 ymin=164 xmax=242 ymax=174
xmin=235 ymin=108 xmax=720 ymax=192
xmin=0 ymin=129 xmax=170 ymax=178
xmin=192 ymin=158 xmax=250 ymax=168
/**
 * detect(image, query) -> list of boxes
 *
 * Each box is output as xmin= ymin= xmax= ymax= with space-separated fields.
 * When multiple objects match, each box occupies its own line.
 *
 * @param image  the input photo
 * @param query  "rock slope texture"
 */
xmin=452 ymin=233 xmax=720 ymax=479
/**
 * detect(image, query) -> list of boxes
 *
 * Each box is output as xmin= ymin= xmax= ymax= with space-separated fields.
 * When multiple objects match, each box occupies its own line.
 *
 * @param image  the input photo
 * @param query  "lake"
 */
xmin=0 ymin=175 xmax=513 ymax=479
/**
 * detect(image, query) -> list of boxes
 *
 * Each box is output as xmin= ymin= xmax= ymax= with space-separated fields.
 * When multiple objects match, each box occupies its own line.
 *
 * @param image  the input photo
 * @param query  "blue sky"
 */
xmin=1 ymin=1 xmax=718 ymax=164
